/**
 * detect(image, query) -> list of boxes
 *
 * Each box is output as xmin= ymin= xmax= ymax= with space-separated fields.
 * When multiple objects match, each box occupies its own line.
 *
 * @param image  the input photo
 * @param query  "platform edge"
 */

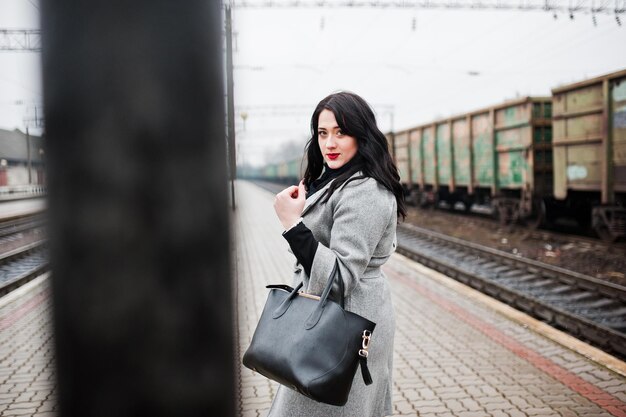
xmin=390 ymin=252 xmax=626 ymax=379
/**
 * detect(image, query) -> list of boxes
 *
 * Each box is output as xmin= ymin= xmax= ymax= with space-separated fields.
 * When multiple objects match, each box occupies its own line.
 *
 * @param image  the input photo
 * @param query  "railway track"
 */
xmin=396 ymin=223 xmax=626 ymax=359
xmin=0 ymin=240 xmax=48 ymax=297
xmin=0 ymin=213 xmax=46 ymax=238
xmin=0 ymin=214 xmax=48 ymax=297
xmin=251 ymin=179 xmax=626 ymax=359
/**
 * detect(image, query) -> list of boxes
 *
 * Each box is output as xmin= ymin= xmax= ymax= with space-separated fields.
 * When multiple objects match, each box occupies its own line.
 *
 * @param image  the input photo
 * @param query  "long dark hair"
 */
xmin=303 ymin=91 xmax=406 ymax=220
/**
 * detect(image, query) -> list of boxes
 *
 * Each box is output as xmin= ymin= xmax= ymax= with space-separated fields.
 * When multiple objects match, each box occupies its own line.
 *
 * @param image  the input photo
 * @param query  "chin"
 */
xmin=326 ymin=160 xmax=345 ymax=169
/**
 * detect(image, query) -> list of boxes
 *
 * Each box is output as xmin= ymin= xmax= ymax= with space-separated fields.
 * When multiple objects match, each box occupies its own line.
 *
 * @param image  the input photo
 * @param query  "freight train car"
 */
xmin=255 ymin=156 xmax=306 ymax=185
xmin=395 ymin=97 xmax=553 ymax=227
xmin=551 ymin=69 xmax=626 ymax=241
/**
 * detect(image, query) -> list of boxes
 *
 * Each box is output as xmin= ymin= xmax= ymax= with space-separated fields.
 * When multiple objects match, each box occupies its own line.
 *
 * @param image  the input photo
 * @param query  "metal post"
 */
xmin=226 ymin=4 xmax=237 ymax=210
xmin=26 ymin=126 xmax=32 ymax=184
xmin=41 ymin=1 xmax=235 ymax=416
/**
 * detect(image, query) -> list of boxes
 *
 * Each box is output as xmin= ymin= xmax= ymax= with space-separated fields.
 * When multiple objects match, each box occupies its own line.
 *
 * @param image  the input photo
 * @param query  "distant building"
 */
xmin=0 ymin=128 xmax=45 ymax=186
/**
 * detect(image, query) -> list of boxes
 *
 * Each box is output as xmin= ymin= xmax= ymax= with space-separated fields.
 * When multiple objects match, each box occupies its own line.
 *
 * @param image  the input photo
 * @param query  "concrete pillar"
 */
xmin=41 ymin=1 xmax=234 ymax=416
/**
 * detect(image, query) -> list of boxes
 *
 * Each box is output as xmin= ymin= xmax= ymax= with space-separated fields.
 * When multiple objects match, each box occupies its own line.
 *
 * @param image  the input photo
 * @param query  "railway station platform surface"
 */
xmin=0 ymin=274 xmax=56 ymax=417
xmin=0 ymin=199 xmax=45 ymax=222
xmin=234 ymin=180 xmax=626 ymax=417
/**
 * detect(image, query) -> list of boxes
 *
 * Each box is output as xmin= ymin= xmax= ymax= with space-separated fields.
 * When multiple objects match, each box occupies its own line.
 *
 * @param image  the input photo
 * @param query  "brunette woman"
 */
xmin=271 ymin=91 xmax=406 ymax=417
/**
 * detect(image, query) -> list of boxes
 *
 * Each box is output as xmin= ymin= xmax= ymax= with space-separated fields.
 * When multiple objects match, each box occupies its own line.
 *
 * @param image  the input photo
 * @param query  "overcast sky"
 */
xmin=0 ymin=0 xmax=41 ymax=136
xmin=1 ymin=1 xmax=625 ymax=166
xmin=234 ymin=5 xmax=626 ymax=166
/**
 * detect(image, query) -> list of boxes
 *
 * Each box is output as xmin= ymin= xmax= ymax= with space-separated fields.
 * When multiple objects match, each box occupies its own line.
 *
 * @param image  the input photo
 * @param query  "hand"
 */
xmin=274 ymin=180 xmax=306 ymax=230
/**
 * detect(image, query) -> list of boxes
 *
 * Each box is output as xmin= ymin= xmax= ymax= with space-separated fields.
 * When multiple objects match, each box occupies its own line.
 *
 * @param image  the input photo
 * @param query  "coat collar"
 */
xmin=301 ymin=171 xmax=364 ymax=216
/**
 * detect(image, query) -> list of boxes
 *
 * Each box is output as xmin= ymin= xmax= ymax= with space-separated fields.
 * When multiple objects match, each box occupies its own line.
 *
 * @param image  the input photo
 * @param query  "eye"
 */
xmin=336 ymin=130 xmax=344 ymax=137
xmin=318 ymin=130 xmax=327 ymax=137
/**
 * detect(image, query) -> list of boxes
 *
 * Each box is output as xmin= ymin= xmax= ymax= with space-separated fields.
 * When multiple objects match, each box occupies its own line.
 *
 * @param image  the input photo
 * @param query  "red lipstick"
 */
xmin=327 ymin=153 xmax=339 ymax=160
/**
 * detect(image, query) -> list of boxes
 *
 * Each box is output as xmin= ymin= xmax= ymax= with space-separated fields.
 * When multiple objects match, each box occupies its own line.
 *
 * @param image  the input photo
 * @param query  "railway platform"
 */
xmin=234 ymin=180 xmax=626 ymax=417
xmin=1 ymin=182 xmax=625 ymax=417
xmin=0 ymin=274 xmax=55 ymax=417
xmin=0 ymin=198 xmax=52 ymax=417
xmin=0 ymin=199 xmax=45 ymax=222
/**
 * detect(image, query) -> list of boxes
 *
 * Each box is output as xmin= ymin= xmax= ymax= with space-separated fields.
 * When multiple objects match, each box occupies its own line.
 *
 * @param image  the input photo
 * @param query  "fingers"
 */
xmin=296 ymin=180 xmax=306 ymax=200
xmin=274 ymin=186 xmax=297 ymax=206
xmin=274 ymin=181 xmax=305 ymax=209
xmin=276 ymin=186 xmax=297 ymax=199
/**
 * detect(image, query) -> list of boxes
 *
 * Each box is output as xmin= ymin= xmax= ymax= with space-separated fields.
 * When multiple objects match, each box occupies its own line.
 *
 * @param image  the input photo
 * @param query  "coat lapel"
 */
xmin=301 ymin=180 xmax=333 ymax=216
xmin=301 ymin=171 xmax=363 ymax=217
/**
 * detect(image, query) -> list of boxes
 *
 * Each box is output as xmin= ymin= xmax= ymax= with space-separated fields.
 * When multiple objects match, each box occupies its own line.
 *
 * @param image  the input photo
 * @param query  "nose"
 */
xmin=325 ymin=134 xmax=337 ymax=149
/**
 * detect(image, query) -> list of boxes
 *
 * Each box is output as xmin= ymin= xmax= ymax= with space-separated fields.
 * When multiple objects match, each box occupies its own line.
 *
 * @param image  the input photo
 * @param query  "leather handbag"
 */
xmin=242 ymin=261 xmax=376 ymax=406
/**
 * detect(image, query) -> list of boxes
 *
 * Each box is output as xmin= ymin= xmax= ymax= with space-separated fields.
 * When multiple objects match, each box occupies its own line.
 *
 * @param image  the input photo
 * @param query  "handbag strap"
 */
xmin=305 ymin=260 xmax=344 ymax=330
xmin=272 ymin=281 xmax=303 ymax=319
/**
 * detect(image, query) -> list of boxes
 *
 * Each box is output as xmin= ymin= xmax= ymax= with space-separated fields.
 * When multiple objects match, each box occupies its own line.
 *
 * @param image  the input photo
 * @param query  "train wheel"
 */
xmin=496 ymin=204 xmax=512 ymax=226
xmin=592 ymin=209 xmax=619 ymax=243
xmin=462 ymin=199 xmax=472 ymax=213
xmin=522 ymin=199 xmax=545 ymax=230
xmin=409 ymin=190 xmax=420 ymax=207
xmin=594 ymin=223 xmax=618 ymax=243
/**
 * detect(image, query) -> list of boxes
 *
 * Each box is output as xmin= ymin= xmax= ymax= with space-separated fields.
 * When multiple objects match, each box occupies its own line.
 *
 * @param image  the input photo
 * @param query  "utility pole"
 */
xmin=226 ymin=4 xmax=237 ymax=210
xmin=26 ymin=127 xmax=32 ymax=184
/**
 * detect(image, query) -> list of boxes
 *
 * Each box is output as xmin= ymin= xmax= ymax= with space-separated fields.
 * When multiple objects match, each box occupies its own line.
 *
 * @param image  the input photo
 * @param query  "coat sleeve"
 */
xmin=306 ymin=177 xmax=396 ymax=297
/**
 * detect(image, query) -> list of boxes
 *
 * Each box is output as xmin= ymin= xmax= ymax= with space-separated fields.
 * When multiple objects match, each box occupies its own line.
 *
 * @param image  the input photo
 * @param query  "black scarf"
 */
xmin=306 ymin=158 xmax=358 ymax=198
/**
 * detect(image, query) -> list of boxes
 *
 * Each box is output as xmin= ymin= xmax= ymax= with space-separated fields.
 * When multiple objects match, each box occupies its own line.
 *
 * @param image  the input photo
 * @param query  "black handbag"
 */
xmin=242 ymin=261 xmax=376 ymax=406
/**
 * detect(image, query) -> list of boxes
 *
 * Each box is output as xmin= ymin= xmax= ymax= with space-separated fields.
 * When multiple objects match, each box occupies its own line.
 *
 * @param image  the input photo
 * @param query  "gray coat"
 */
xmin=267 ymin=172 xmax=397 ymax=417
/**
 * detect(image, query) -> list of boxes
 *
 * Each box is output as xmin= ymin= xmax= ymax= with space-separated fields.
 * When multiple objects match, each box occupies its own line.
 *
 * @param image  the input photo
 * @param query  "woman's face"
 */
xmin=317 ymin=109 xmax=358 ymax=170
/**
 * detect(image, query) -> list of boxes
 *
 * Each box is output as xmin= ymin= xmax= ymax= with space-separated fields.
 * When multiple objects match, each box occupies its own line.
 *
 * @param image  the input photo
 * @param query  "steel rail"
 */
xmin=0 ymin=240 xmax=49 ymax=297
xmin=400 ymin=222 xmax=626 ymax=300
xmin=0 ymin=213 xmax=46 ymax=239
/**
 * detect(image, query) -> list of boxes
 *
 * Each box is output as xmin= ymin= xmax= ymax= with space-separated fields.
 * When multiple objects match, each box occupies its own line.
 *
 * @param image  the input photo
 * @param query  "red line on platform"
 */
xmin=0 ymin=290 xmax=50 ymax=331
xmin=387 ymin=266 xmax=626 ymax=417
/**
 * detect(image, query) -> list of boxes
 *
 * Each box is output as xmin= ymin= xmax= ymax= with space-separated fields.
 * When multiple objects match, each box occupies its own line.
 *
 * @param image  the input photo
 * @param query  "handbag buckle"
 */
xmin=359 ymin=330 xmax=372 ymax=358
xmin=362 ymin=330 xmax=371 ymax=349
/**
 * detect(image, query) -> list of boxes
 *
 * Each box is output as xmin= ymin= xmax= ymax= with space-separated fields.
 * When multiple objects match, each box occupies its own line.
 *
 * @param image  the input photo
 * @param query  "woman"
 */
xmin=270 ymin=91 xmax=406 ymax=417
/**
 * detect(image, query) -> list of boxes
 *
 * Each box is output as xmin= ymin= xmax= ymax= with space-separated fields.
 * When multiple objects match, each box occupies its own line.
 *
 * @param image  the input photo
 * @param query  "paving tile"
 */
xmin=457 ymin=412 xmax=489 ymax=417
xmin=483 ymin=401 xmax=516 ymax=411
xmin=2 ymin=407 xmax=39 ymax=416
xmin=394 ymin=400 xmax=415 ymax=414
xmin=507 ymin=409 xmax=528 ymax=417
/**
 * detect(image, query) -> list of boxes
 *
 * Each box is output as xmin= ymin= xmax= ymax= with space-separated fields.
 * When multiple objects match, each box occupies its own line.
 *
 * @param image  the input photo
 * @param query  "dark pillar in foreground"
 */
xmin=41 ymin=2 xmax=234 ymax=416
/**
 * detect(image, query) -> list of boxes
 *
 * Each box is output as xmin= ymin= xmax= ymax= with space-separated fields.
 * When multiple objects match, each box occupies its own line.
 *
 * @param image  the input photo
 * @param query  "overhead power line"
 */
xmin=3 ymin=0 xmax=623 ymax=52
xmin=235 ymin=103 xmax=395 ymax=118
xmin=0 ymin=30 xmax=41 ymax=52
xmin=231 ymin=0 xmax=625 ymax=14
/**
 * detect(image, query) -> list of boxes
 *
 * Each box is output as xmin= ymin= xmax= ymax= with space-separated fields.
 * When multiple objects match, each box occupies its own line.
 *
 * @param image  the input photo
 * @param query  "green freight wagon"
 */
xmin=260 ymin=157 xmax=306 ymax=185
xmin=395 ymin=97 xmax=553 ymax=225
xmin=552 ymin=69 xmax=626 ymax=241
xmin=284 ymin=156 xmax=306 ymax=184
xmin=393 ymin=131 xmax=410 ymax=189
xmin=277 ymin=161 xmax=288 ymax=180
xmin=262 ymin=163 xmax=279 ymax=180
xmin=286 ymin=157 xmax=303 ymax=183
